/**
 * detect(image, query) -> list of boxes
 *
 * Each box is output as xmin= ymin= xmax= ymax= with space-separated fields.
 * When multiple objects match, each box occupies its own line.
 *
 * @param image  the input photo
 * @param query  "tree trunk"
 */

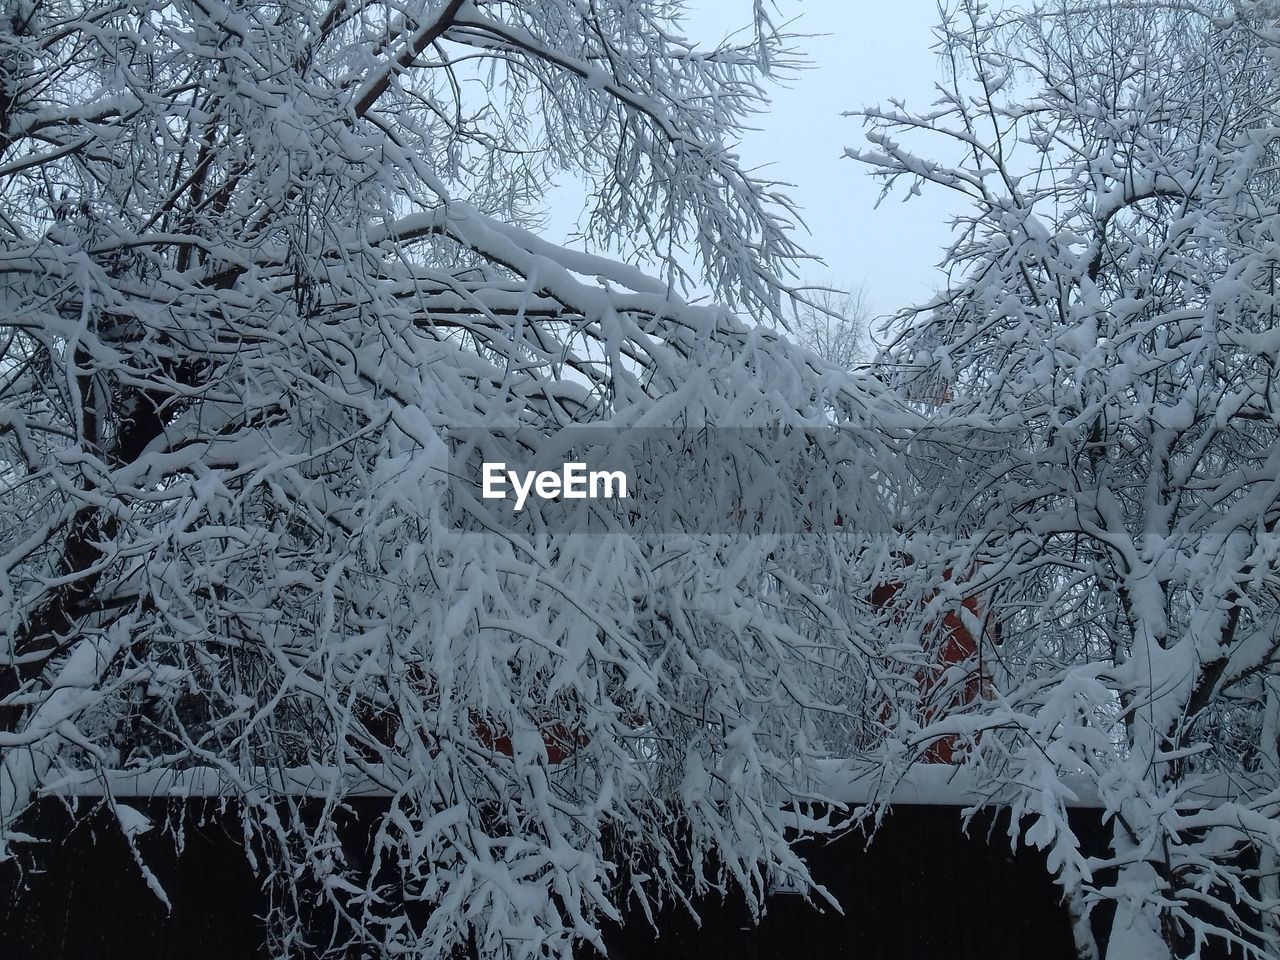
xmin=1104 ymin=825 xmax=1173 ymax=960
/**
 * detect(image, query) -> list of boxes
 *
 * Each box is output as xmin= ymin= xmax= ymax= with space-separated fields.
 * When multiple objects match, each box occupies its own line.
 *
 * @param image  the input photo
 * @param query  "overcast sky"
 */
xmin=685 ymin=0 xmax=966 ymax=322
xmin=539 ymin=1 xmax=967 ymax=332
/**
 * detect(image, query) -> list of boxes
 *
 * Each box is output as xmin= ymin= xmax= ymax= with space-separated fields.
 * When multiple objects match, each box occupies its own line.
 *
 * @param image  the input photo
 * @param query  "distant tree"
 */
xmin=0 ymin=1 xmax=900 ymax=956
xmin=849 ymin=2 xmax=1280 ymax=958
xmin=790 ymin=285 xmax=872 ymax=369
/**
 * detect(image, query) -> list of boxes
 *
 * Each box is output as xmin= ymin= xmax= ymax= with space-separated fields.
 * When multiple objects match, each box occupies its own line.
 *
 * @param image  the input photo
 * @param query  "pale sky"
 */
xmin=684 ymin=0 xmax=965 ymax=323
xmin=543 ymin=1 xmax=968 ymax=336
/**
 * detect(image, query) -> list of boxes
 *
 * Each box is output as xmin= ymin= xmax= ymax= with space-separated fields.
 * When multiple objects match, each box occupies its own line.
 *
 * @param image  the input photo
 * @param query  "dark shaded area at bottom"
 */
xmin=603 ymin=804 xmax=1106 ymax=960
xmin=1 ymin=799 xmax=1115 ymax=959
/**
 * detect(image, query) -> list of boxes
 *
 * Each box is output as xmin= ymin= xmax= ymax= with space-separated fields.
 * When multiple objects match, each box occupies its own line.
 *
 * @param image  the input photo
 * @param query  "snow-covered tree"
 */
xmin=849 ymin=2 xmax=1280 ymax=957
xmin=0 ymin=0 xmax=904 ymax=956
